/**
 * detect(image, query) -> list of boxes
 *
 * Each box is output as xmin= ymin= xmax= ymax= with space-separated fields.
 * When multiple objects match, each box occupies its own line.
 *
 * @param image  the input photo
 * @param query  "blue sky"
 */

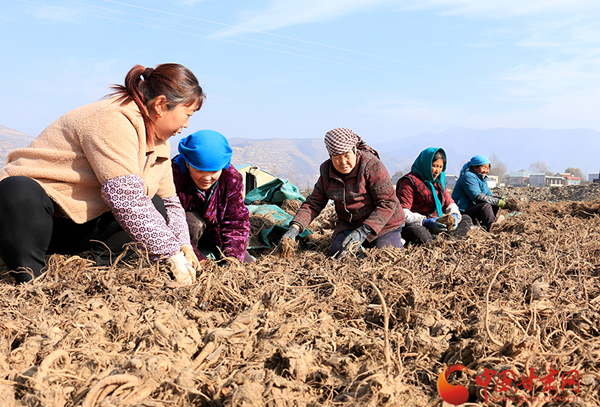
xmin=3 ymin=0 xmax=600 ymax=148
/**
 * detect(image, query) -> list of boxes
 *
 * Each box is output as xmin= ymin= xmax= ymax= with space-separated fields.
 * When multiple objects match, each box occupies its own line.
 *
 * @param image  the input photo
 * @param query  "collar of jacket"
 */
xmin=147 ymin=138 xmax=171 ymax=159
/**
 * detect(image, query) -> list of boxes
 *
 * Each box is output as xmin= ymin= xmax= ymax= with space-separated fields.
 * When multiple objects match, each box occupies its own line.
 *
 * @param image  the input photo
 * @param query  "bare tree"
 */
xmin=488 ymin=153 xmax=508 ymax=178
xmin=528 ymin=160 xmax=548 ymax=173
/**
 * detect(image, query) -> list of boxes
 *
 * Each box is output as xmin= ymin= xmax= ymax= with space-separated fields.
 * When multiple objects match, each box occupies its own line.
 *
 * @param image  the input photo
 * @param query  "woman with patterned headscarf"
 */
xmin=396 ymin=147 xmax=472 ymax=246
xmin=451 ymin=154 xmax=505 ymax=231
xmin=172 ymin=130 xmax=253 ymax=264
xmin=279 ymin=127 xmax=404 ymax=258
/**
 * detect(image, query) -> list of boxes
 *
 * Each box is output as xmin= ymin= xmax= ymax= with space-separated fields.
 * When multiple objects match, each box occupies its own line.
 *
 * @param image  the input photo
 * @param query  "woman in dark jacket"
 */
xmin=172 ymin=130 xmax=253 ymax=263
xmin=279 ymin=127 xmax=404 ymax=258
xmin=396 ymin=147 xmax=472 ymax=246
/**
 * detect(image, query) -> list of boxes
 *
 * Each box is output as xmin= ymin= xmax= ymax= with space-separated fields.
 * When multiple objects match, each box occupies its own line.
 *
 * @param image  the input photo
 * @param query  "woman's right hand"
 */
xmin=278 ymin=224 xmax=300 ymax=248
xmin=166 ymin=251 xmax=196 ymax=284
xmin=181 ymin=244 xmax=202 ymax=271
xmin=422 ymin=217 xmax=447 ymax=233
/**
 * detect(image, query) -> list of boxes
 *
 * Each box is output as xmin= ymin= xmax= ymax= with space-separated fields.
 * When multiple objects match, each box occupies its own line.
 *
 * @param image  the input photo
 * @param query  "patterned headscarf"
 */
xmin=324 ymin=127 xmax=379 ymax=158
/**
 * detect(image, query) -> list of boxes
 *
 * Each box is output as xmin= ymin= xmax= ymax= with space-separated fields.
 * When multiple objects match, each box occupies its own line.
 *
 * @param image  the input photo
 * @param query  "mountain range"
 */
xmin=0 ymin=125 xmax=34 ymax=168
xmin=1 ymin=125 xmax=598 ymax=186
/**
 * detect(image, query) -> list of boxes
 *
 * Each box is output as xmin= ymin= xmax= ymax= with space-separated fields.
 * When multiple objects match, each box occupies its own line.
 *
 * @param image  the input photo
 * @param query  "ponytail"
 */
xmin=108 ymin=63 xmax=205 ymax=145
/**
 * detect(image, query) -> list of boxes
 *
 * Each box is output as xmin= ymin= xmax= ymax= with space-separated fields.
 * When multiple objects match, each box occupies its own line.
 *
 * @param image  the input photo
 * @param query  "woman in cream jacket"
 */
xmin=0 ymin=63 xmax=204 ymax=284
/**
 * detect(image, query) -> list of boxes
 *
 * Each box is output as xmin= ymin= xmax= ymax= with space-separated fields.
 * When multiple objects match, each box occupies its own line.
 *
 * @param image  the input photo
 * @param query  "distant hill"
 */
xmin=0 ymin=125 xmax=34 ymax=168
xmin=374 ymin=127 xmax=600 ymax=178
xmin=3 ymin=125 xmax=598 ymax=185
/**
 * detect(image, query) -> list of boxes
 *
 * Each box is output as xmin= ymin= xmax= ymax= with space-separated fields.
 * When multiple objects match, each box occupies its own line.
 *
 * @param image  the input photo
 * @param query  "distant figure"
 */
xmin=396 ymin=147 xmax=472 ymax=246
xmin=278 ymin=127 xmax=404 ymax=257
xmin=451 ymin=155 xmax=506 ymax=230
xmin=0 ymin=63 xmax=204 ymax=284
xmin=172 ymin=130 xmax=253 ymax=264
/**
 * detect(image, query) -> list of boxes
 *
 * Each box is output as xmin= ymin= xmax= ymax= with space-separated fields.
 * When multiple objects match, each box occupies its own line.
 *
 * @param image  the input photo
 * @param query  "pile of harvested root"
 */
xmin=1 ymin=193 xmax=600 ymax=406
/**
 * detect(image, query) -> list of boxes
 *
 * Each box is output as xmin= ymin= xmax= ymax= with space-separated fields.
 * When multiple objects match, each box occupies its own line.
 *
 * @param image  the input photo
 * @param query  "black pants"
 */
xmin=0 ymin=176 xmax=165 ymax=283
xmin=186 ymin=211 xmax=255 ymax=264
xmin=328 ymin=227 xmax=403 ymax=258
xmin=463 ymin=203 xmax=497 ymax=231
xmin=402 ymin=215 xmax=473 ymax=246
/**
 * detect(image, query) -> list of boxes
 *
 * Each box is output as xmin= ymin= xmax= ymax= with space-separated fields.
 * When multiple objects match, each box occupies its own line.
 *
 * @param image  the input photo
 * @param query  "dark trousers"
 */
xmin=463 ymin=203 xmax=497 ymax=231
xmin=328 ymin=227 xmax=403 ymax=257
xmin=187 ymin=211 xmax=254 ymax=264
xmin=401 ymin=215 xmax=473 ymax=246
xmin=0 ymin=176 xmax=165 ymax=283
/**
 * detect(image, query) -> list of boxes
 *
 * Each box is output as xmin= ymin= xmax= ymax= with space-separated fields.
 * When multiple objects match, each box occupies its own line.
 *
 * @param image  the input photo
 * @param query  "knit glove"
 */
xmin=181 ymin=245 xmax=201 ymax=271
xmin=278 ymin=225 xmax=300 ymax=248
xmin=451 ymin=213 xmax=460 ymax=230
xmin=166 ymin=251 xmax=196 ymax=284
xmin=422 ymin=217 xmax=447 ymax=233
xmin=342 ymin=224 xmax=372 ymax=252
xmin=498 ymin=199 xmax=506 ymax=209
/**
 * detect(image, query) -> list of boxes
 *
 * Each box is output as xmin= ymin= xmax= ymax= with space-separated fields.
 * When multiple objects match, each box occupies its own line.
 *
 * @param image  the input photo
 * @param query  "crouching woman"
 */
xmin=0 ymin=63 xmax=204 ymax=284
xmin=279 ymin=127 xmax=404 ymax=258
xmin=396 ymin=147 xmax=472 ymax=246
xmin=451 ymin=155 xmax=505 ymax=231
xmin=172 ymin=130 xmax=253 ymax=264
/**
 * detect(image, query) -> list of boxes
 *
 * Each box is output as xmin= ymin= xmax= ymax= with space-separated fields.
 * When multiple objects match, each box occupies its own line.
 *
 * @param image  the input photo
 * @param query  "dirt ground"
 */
xmin=0 ymin=185 xmax=599 ymax=406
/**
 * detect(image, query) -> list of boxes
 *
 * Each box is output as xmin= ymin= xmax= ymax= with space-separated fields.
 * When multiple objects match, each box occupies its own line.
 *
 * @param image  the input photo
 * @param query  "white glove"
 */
xmin=166 ymin=251 xmax=196 ymax=284
xmin=181 ymin=245 xmax=201 ymax=271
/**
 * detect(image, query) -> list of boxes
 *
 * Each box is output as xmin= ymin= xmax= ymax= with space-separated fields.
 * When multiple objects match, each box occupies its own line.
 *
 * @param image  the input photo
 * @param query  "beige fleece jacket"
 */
xmin=0 ymin=97 xmax=176 ymax=224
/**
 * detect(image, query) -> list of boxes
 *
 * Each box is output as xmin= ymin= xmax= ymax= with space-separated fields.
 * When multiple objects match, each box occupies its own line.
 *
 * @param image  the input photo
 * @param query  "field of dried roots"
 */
xmin=0 ymin=185 xmax=599 ymax=407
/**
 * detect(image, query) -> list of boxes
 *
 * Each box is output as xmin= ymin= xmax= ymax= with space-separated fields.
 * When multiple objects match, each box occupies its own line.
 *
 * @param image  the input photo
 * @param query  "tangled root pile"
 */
xmin=277 ymin=238 xmax=298 ymax=258
xmin=436 ymin=214 xmax=455 ymax=230
xmin=1 ymin=187 xmax=600 ymax=406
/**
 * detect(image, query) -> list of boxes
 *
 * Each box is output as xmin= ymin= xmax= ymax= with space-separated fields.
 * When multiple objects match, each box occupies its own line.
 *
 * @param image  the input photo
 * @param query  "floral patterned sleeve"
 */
xmin=162 ymin=195 xmax=192 ymax=249
xmin=101 ymin=174 xmax=180 ymax=260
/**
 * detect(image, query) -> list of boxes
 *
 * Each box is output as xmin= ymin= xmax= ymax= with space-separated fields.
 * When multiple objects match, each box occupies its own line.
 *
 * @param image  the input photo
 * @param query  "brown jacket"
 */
xmin=292 ymin=150 xmax=404 ymax=241
xmin=0 ymin=97 xmax=176 ymax=224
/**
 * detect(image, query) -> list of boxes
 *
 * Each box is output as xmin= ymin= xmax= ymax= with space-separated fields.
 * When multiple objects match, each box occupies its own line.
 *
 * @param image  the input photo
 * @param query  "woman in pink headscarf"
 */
xmin=279 ymin=127 xmax=404 ymax=258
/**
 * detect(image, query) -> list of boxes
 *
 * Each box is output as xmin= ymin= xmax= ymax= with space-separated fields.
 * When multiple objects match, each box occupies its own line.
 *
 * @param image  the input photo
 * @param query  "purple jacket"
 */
xmin=292 ymin=150 xmax=404 ymax=241
xmin=172 ymin=158 xmax=250 ymax=261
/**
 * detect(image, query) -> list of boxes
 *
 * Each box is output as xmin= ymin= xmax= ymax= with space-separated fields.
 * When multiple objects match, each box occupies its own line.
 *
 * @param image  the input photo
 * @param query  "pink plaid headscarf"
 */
xmin=324 ymin=128 xmax=379 ymax=158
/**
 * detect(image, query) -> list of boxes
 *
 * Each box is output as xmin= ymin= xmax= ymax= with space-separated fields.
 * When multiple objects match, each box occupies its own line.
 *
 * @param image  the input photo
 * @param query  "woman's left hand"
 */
xmin=451 ymin=214 xmax=460 ymax=230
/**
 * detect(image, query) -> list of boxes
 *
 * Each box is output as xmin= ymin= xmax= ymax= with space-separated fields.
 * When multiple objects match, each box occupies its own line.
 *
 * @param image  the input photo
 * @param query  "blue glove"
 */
xmin=422 ymin=217 xmax=447 ymax=233
xmin=451 ymin=213 xmax=459 ymax=230
xmin=341 ymin=224 xmax=372 ymax=252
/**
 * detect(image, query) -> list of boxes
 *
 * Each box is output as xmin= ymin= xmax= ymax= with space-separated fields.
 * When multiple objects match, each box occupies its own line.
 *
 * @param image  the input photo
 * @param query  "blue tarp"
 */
xmin=244 ymin=178 xmax=306 ymax=205
xmin=247 ymin=204 xmax=311 ymax=249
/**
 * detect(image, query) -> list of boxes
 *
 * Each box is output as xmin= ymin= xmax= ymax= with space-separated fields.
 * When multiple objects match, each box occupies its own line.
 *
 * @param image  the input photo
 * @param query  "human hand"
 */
xmin=498 ymin=199 xmax=506 ymax=209
xmin=422 ymin=217 xmax=447 ymax=233
xmin=451 ymin=213 xmax=460 ymax=230
xmin=166 ymin=251 xmax=196 ymax=284
xmin=278 ymin=225 xmax=300 ymax=247
xmin=341 ymin=224 xmax=372 ymax=252
xmin=181 ymin=244 xmax=201 ymax=271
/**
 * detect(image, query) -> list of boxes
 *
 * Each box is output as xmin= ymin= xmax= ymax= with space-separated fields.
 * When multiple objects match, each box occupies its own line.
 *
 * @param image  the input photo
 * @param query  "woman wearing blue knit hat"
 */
xmin=451 ymin=155 xmax=505 ymax=231
xmin=172 ymin=130 xmax=253 ymax=264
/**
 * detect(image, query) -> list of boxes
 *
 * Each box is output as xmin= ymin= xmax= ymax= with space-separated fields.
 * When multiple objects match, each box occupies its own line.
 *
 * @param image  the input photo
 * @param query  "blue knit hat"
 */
xmin=176 ymin=130 xmax=232 ymax=173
